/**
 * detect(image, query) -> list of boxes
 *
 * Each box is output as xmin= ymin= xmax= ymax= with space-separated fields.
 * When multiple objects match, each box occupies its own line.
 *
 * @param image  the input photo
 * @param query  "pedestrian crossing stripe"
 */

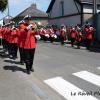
xmin=73 ymin=71 xmax=100 ymax=87
xmin=44 ymin=77 xmax=98 ymax=100
xmin=97 ymin=67 xmax=100 ymax=70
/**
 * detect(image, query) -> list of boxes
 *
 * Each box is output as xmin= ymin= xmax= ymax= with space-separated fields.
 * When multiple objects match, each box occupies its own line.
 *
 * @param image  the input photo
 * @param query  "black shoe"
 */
xmin=12 ymin=57 xmax=17 ymax=60
xmin=30 ymin=68 xmax=34 ymax=72
xmin=20 ymin=61 xmax=24 ymax=65
xmin=27 ymin=70 xmax=31 ymax=74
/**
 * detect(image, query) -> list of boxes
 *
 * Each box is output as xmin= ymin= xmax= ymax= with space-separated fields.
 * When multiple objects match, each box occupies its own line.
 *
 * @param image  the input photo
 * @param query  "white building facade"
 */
xmin=47 ymin=0 xmax=100 ymax=27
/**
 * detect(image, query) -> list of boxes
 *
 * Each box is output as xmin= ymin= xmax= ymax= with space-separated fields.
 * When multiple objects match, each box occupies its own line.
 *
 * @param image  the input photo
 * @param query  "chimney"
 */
xmin=31 ymin=3 xmax=37 ymax=9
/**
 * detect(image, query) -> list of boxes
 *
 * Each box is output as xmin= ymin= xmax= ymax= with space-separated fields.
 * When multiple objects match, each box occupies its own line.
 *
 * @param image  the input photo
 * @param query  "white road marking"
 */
xmin=73 ymin=71 xmax=100 ymax=86
xmin=97 ymin=67 xmax=100 ymax=70
xmin=44 ymin=77 xmax=98 ymax=100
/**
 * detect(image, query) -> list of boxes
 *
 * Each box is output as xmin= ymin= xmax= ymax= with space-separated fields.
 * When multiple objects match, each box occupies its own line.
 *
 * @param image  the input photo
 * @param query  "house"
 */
xmin=47 ymin=0 xmax=100 ymax=27
xmin=13 ymin=3 xmax=48 ymax=26
xmin=3 ymin=15 xmax=13 ymax=25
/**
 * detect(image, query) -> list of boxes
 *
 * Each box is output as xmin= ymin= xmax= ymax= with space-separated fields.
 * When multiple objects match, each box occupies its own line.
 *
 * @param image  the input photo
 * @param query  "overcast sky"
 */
xmin=0 ymin=0 xmax=51 ymax=20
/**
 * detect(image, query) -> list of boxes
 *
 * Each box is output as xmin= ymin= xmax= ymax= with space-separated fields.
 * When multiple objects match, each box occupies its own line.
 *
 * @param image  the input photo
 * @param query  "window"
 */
xmin=60 ymin=1 xmax=64 ymax=16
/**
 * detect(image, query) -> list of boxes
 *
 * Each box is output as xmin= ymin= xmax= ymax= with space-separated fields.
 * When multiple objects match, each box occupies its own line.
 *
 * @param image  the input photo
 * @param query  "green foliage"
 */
xmin=0 ymin=0 xmax=8 ymax=12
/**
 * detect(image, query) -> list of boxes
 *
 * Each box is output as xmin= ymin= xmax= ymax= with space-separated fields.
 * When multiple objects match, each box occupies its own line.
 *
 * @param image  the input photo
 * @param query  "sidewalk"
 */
xmin=92 ymin=41 xmax=100 ymax=48
xmin=88 ymin=41 xmax=100 ymax=53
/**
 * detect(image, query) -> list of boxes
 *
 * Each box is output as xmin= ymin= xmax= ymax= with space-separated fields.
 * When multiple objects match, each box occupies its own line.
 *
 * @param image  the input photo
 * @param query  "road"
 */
xmin=0 ymin=41 xmax=100 ymax=100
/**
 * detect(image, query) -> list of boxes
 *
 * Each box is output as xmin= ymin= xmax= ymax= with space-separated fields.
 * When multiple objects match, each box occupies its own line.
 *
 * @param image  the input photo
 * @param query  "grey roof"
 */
xmin=3 ymin=15 xmax=13 ymax=20
xmin=14 ymin=4 xmax=48 ymax=18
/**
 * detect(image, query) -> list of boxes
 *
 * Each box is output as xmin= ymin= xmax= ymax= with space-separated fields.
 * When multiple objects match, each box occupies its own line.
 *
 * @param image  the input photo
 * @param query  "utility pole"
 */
xmin=8 ymin=0 xmax=10 ymax=16
xmin=7 ymin=0 xmax=9 ymax=16
xmin=93 ymin=0 xmax=97 ymax=40
xmin=93 ymin=0 xmax=97 ymax=28
xmin=93 ymin=0 xmax=97 ymax=14
xmin=7 ymin=0 xmax=10 ymax=24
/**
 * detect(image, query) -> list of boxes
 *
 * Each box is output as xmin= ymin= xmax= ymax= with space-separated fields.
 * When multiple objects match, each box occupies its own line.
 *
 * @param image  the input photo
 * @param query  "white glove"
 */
xmin=45 ymin=34 xmax=50 ymax=38
xmin=26 ymin=24 xmax=33 ymax=30
xmin=35 ymin=35 xmax=41 ymax=40
xmin=54 ymin=35 xmax=57 ymax=39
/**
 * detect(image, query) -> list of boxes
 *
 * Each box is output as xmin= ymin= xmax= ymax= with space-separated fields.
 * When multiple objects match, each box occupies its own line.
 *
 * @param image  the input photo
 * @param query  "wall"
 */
xmin=48 ymin=15 xmax=81 ymax=27
xmin=97 ymin=13 xmax=100 ymax=41
xmin=50 ymin=0 xmax=81 ymax=18
xmin=48 ymin=0 xmax=81 ymax=26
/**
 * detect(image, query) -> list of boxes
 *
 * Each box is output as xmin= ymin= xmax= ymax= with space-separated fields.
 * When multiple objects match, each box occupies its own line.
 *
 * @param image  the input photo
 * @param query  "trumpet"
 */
xmin=28 ymin=23 xmax=38 ymax=33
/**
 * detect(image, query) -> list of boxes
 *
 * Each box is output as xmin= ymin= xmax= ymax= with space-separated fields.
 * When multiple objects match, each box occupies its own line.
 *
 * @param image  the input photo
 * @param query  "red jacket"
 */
xmin=86 ymin=30 xmax=93 ymax=40
xmin=6 ymin=28 xmax=11 ymax=42
xmin=70 ymin=30 xmax=76 ymax=38
xmin=76 ymin=32 xmax=82 ymax=42
xmin=60 ymin=29 xmax=66 ymax=37
xmin=18 ymin=29 xmax=36 ymax=49
xmin=48 ymin=28 xmax=54 ymax=36
xmin=2 ymin=27 xmax=6 ymax=39
xmin=9 ymin=29 xmax=18 ymax=44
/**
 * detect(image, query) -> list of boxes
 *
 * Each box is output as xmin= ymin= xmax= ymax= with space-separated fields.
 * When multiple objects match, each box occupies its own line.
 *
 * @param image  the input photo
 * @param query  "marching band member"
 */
xmin=76 ymin=28 xmax=82 ymax=49
xmin=43 ymin=28 xmax=49 ymax=41
xmin=18 ymin=15 xmax=39 ymax=74
xmin=49 ymin=26 xmax=55 ymax=43
xmin=9 ymin=25 xmax=18 ymax=59
xmin=17 ymin=20 xmax=27 ymax=65
xmin=85 ymin=26 xmax=94 ymax=50
xmin=70 ymin=27 xmax=76 ymax=47
xmin=60 ymin=25 xmax=66 ymax=45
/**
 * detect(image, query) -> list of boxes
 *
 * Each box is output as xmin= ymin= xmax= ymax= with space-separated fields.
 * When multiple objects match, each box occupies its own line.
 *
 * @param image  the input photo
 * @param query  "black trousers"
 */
xmin=86 ymin=39 xmax=92 ymax=50
xmin=10 ymin=43 xmax=18 ymax=58
xmin=77 ymin=41 xmax=81 ymax=48
xmin=49 ymin=36 xmax=54 ymax=43
xmin=60 ymin=36 xmax=65 ymax=45
xmin=19 ymin=47 xmax=25 ymax=63
xmin=8 ymin=43 xmax=12 ymax=55
xmin=2 ymin=39 xmax=7 ymax=50
xmin=24 ymin=48 xmax=35 ymax=71
xmin=70 ymin=38 xmax=75 ymax=47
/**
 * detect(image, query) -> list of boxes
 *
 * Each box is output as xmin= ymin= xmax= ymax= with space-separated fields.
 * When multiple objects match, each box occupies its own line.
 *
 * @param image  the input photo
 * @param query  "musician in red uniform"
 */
xmin=70 ymin=27 xmax=76 ymax=47
xmin=76 ymin=29 xmax=82 ymax=49
xmin=4 ymin=23 xmax=12 ymax=55
xmin=2 ymin=25 xmax=8 ymax=52
xmin=9 ymin=25 xmax=18 ymax=59
xmin=18 ymin=15 xmax=38 ymax=74
xmin=18 ymin=20 xmax=28 ymax=65
xmin=85 ymin=26 xmax=94 ymax=50
xmin=60 ymin=25 xmax=66 ymax=45
xmin=49 ymin=25 xmax=55 ymax=43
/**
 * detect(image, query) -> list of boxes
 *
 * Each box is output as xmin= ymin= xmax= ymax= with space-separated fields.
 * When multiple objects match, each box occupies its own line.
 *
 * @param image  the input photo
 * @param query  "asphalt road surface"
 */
xmin=0 ymin=41 xmax=100 ymax=100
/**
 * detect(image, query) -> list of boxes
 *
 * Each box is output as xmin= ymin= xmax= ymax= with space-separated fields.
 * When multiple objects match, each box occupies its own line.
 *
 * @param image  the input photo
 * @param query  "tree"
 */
xmin=0 ymin=0 xmax=8 ymax=12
